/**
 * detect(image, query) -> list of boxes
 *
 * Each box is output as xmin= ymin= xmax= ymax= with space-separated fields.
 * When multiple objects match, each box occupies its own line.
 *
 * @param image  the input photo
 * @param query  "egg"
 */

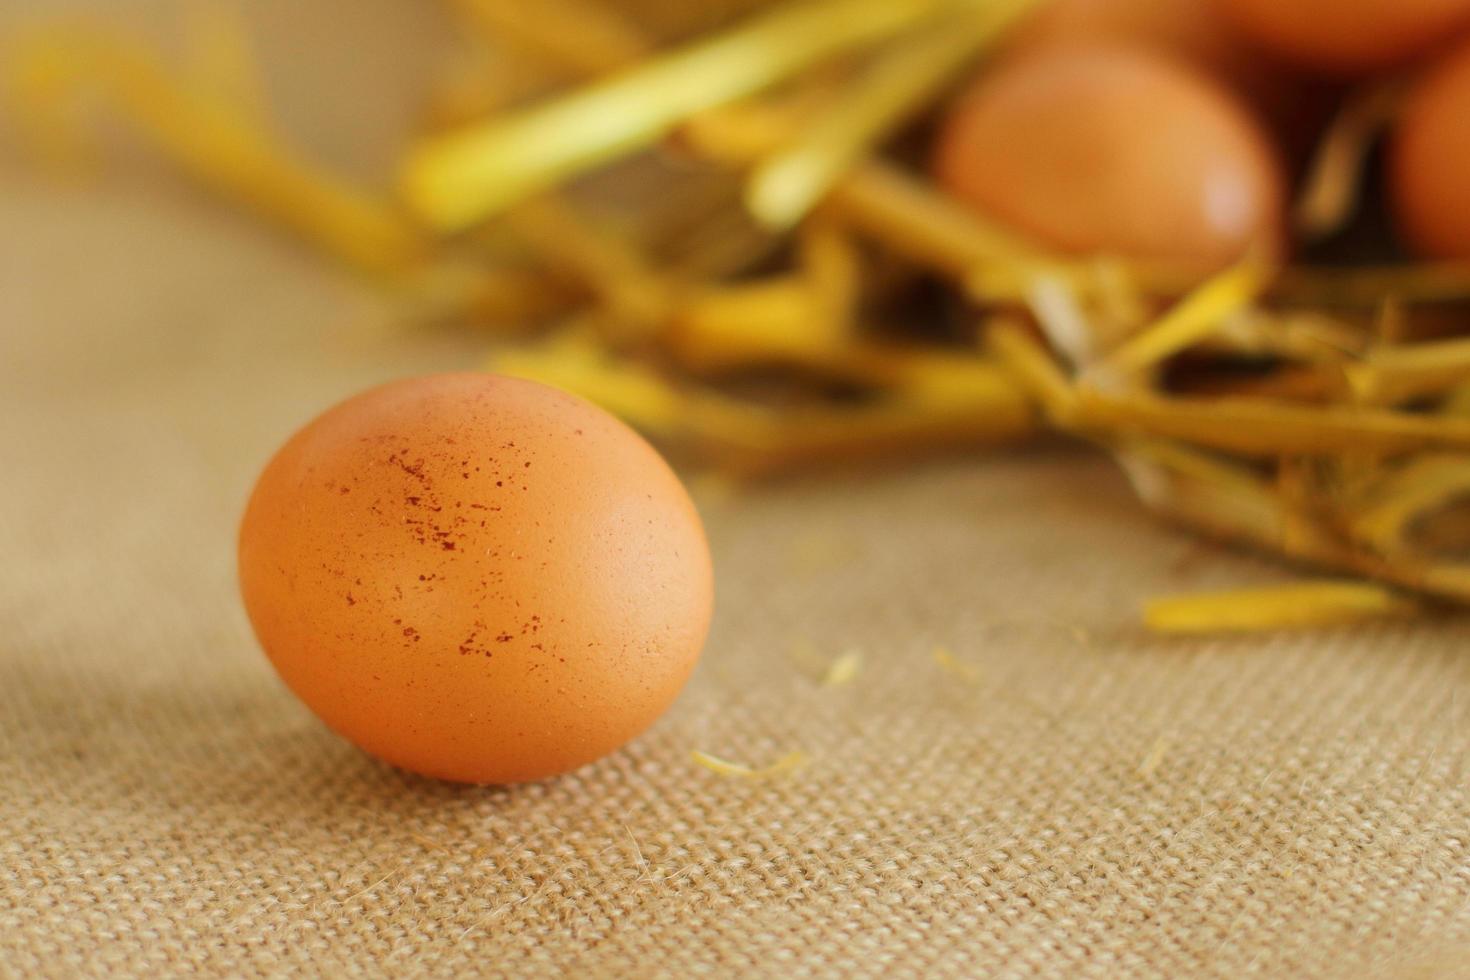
xmin=1007 ymin=0 xmax=1268 ymax=93
xmin=1003 ymin=0 xmax=1333 ymax=161
xmin=237 ymin=373 xmax=713 ymax=784
xmin=1216 ymin=0 xmax=1470 ymax=74
xmin=933 ymin=46 xmax=1286 ymax=266
xmin=1390 ymin=37 xmax=1470 ymax=258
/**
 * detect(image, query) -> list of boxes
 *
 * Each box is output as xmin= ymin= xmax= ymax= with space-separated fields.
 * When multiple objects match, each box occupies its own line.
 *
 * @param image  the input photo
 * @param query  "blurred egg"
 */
xmin=1004 ymin=0 xmax=1334 ymax=160
xmin=933 ymin=46 xmax=1286 ymax=265
xmin=238 ymin=373 xmax=713 ymax=784
xmin=1216 ymin=0 xmax=1470 ymax=73
xmin=1007 ymin=0 xmax=1267 ymax=93
xmin=1390 ymin=37 xmax=1470 ymax=258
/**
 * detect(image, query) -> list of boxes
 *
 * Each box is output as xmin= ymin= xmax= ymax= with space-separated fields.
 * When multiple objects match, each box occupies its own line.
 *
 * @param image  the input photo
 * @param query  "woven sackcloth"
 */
xmin=3 ymin=1 xmax=1470 ymax=976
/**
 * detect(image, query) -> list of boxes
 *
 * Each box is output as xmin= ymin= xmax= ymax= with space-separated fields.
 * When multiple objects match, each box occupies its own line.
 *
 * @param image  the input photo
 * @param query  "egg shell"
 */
xmin=1216 ymin=0 xmax=1470 ymax=74
xmin=1391 ymin=37 xmax=1470 ymax=258
xmin=238 ymin=373 xmax=713 ymax=784
xmin=933 ymin=45 xmax=1286 ymax=266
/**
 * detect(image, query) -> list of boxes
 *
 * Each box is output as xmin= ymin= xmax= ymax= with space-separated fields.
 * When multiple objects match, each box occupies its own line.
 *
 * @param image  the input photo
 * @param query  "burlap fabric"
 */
xmin=4 ymin=2 xmax=1470 ymax=976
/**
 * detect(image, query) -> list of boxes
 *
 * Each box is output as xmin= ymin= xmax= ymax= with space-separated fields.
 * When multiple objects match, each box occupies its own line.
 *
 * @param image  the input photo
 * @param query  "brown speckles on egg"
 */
xmin=237 ymin=372 xmax=712 ymax=785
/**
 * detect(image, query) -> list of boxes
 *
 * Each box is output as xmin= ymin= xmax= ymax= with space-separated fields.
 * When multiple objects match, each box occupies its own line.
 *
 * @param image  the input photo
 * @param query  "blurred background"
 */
xmin=7 ymin=1 xmax=1470 ymax=975
xmin=12 ymin=0 xmax=1470 ymax=625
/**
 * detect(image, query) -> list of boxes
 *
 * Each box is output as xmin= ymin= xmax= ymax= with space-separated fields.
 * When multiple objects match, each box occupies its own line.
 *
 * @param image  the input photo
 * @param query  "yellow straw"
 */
xmin=402 ymin=0 xmax=950 ymax=229
xmin=821 ymin=651 xmax=863 ymax=686
xmin=6 ymin=30 xmax=425 ymax=277
xmin=1078 ymin=389 xmax=1470 ymax=457
xmin=744 ymin=0 xmax=1039 ymax=229
xmin=1293 ymin=81 xmax=1404 ymax=242
xmin=690 ymin=749 xmax=808 ymax=778
xmin=1088 ymin=255 xmax=1268 ymax=385
xmin=829 ymin=160 xmax=1048 ymax=277
xmin=1144 ymin=581 xmax=1417 ymax=634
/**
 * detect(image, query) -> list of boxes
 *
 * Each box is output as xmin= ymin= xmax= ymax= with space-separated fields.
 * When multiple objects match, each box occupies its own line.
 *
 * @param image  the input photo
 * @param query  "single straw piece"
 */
xmin=799 ymin=220 xmax=861 ymax=339
xmin=1293 ymin=80 xmax=1404 ymax=242
xmin=669 ymin=277 xmax=835 ymax=371
xmin=829 ymin=160 xmax=1048 ymax=279
xmin=1090 ymin=258 xmax=1150 ymax=336
xmin=984 ymin=319 xmax=1078 ymax=423
xmin=745 ymin=0 xmax=1039 ymax=229
xmin=821 ymin=650 xmax=863 ymax=686
xmin=690 ymin=749 xmax=808 ymax=779
xmin=678 ymin=83 xmax=845 ymax=163
xmin=1345 ymin=335 xmax=1470 ymax=406
xmin=1274 ymin=263 xmax=1470 ymax=306
xmin=1026 ymin=273 xmax=1098 ymax=368
xmin=180 ymin=0 xmax=269 ymax=123
xmin=1144 ymin=581 xmax=1417 ymax=634
xmin=728 ymin=384 xmax=1035 ymax=472
xmin=402 ymin=0 xmax=950 ymax=230
xmin=1079 ymin=388 xmax=1470 ymax=457
xmin=1086 ymin=256 xmax=1268 ymax=387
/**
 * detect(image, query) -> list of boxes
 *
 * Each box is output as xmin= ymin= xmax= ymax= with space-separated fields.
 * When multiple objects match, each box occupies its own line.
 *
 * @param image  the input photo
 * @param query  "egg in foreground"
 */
xmin=933 ymin=45 xmax=1285 ymax=267
xmin=238 ymin=373 xmax=713 ymax=784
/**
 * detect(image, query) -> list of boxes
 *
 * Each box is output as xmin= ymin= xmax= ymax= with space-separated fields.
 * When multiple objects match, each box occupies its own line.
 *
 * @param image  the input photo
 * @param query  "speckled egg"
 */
xmin=238 ymin=373 xmax=713 ymax=784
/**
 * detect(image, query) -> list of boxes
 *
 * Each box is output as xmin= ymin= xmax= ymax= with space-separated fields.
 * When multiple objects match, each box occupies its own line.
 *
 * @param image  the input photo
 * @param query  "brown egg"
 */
xmin=1007 ymin=0 xmax=1268 ymax=95
xmin=1216 ymin=0 xmax=1470 ymax=74
xmin=1391 ymin=37 xmax=1470 ymax=258
xmin=933 ymin=46 xmax=1286 ymax=266
xmin=238 ymin=373 xmax=713 ymax=784
xmin=1004 ymin=0 xmax=1334 ymax=162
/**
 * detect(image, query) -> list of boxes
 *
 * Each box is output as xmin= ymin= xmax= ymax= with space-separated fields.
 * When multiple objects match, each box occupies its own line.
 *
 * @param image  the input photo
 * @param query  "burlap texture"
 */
xmin=4 ymin=2 xmax=1470 ymax=976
